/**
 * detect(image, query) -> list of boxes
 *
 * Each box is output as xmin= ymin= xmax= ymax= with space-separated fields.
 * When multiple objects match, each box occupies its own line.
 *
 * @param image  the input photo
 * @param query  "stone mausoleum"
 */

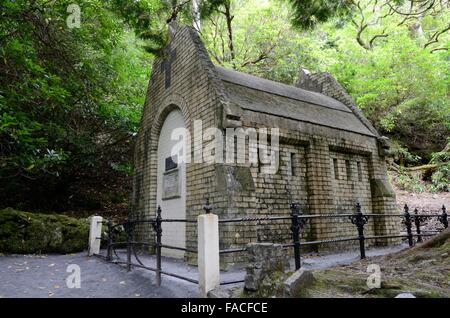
xmin=131 ymin=25 xmax=399 ymax=265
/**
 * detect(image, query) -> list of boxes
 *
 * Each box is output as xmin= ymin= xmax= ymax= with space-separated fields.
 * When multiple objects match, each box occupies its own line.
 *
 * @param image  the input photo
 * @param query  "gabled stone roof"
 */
xmin=215 ymin=66 xmax=376 ymax=137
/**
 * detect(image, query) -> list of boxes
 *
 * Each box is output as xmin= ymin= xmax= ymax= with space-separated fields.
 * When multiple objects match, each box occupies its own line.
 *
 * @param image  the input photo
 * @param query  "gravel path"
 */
xmin=0 ymin=253 xmax=197 ymax=298
xmin=0 ymin=244 xmax=409 ymax=298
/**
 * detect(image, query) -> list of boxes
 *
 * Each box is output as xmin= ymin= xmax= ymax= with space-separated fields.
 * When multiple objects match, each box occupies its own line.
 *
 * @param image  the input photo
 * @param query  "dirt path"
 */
xmin=394 ymin=185 xmax=449 ymax=212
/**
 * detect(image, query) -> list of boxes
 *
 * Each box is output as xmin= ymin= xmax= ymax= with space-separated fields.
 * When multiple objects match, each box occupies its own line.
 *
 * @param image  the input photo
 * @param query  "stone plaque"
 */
xmin=165 ymin=155 xmax=178 ymax=171
xmin=162 ymin=169 xmax=180 ymax=200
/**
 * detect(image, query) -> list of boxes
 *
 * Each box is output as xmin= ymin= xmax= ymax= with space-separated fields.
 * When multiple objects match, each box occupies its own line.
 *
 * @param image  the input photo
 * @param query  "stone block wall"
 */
xmin=132 ymin=26 xmax=231 ymax=258
xmin=216 ymin=108 xmax=400 ymax=263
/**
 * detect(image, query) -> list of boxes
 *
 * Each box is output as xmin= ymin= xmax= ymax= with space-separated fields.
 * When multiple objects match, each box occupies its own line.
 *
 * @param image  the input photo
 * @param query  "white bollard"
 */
xmin=198 ymin=213 xmax=220 ymax=297
xmin=88 ymin=216 xmax=103 ymax=256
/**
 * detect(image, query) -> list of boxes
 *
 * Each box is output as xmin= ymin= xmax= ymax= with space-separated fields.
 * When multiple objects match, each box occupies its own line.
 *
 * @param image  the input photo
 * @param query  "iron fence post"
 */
xmin=107 ymin=218 xmax=113 ymax=261
xmin=438 ymin=205 xmax=448 ymax=229
xmin=350 ymin=202 xmax=369 ymax=259
xmin=403 ymin=204 xmax=414 ymax=247
xmin=156 ymin=205 xmax=162 ymax=287
xmin=290 ymin=202 xmax=301 ymax=270
xmin=126 ymin=220 xmax=132 ymax=272
xmin=203 ymin=198 xmax=212 ymax=214
xmin=414 ymin=208 xmax=423 ymax=243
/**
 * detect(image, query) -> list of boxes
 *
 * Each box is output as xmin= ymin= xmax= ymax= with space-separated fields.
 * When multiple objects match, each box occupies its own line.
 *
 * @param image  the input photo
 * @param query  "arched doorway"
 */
xmin=156 ymin=109 xmax=186 ymax=259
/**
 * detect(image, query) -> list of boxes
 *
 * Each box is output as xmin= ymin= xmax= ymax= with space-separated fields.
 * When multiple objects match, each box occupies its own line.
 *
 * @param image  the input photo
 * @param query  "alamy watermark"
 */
xmin=66 ymin=4 xmax=81 ymax=29
xmin=366 ymin=264 xmax=381 ymax=289
xmin=168 ymin=120 xmax=280 ymax=174
xmin=66 ymin=264 xmax=81 ymax=289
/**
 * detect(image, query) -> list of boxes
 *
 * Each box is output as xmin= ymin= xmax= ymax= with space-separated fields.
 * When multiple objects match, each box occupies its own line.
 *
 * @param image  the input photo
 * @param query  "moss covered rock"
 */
xmin=0 ymin=208 xmax=89 ymax=254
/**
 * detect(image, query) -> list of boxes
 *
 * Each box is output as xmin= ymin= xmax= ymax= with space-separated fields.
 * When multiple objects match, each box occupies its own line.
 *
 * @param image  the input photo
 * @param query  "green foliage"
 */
xmin=329 ymin=33 xmax=449 ymax=158
xmin=0 ymin=0 xmax=152 ymax=210
xmin=389 ymin=140 xmax=421 ymax=165
xmin=394 ymin=168 xmax=426 ymax=193
xmin=430 ymin=143 xmax=450 ymax=192
xmin=430 ymin=163 xmax=450 ymax=192
xmin=109 ymin=0 xmax=170 ymax=54
xmin=203 ymin=0 xmax=449 ymax=162
xmin=286 ymin=0 xmax=352 ymax=29
xmin=111 ymin=162 xmax=134 ymax=176
xmin=111 ymin=0 xmax=227 ymax=54
xmin=202 ymin=0 xmax=335 ymax=83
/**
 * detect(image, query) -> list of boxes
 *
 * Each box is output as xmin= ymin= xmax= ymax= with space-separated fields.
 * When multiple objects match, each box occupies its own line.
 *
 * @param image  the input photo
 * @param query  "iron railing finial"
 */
xmin=203 ymin=198 xmax=212 ymax=214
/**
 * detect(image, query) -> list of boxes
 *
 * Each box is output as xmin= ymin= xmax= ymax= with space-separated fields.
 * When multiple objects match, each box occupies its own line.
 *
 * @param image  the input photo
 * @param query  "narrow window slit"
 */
xmin=290 ymin=152 xmax=296 ymax=176
xmin=333 ymin=158 xmax=339 ymax=180
xmin=357 ymin=161 xmax=363 ymax=181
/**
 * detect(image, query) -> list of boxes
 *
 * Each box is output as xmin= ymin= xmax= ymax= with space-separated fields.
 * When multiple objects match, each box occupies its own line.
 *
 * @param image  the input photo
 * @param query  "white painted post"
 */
xmin=198 ymin=213 xmax=220 ymax=297
xmin=88 ymin=216 xmax=103 ymax=256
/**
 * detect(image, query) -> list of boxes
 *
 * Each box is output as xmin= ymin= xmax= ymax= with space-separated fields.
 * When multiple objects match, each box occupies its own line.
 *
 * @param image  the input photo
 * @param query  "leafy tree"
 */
xmin=286 ymin=0 xmax=352 ymax=29
xmin=286 ymin=0 xmax=450 ymax=52
xmin=0 ymin=0 xmax=152 ymax=211
xmin=1 ymin=0 xmax=449 ymax=214
xmin=201 ymin=0 xmax=333 ymax=83
xmin=326 ymin=24 xmax=449 ymax=160
xmin=201 ymin=0 xmax=449 ymax=165
xmin=110 ymin=0 xmax=230 ymax=54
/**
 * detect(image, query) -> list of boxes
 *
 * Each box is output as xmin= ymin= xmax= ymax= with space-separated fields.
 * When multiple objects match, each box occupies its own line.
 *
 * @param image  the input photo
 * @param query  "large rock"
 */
xmin=244 ymin=243 xmax=289 ymax=293
xmin=207 ymin=286 xmax=243 ymax=298
xmin=207 ymin=287 xmax=233 ymax=298
xmin=0 ymin=208 xmax=89 ymax=254
xmin=284 ymin=269 xmax=315 ymax=297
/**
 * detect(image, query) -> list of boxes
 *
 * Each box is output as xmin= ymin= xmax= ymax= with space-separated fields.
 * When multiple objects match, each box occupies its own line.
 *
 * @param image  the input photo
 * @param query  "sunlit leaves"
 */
xmin=0 ymin=0 xmax=152 ymax=183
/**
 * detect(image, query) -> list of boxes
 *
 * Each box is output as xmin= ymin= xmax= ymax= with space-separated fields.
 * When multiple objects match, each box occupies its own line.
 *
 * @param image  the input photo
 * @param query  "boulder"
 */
xmin=244 ymin=243 xmax=289 ymax=292
xmin=284 ymin=269 xmax=315 ymax=297
xmin=207 ymin=287 xmax=232 ymax=298
xmin=0 ymin=208 xmax=89 ymax=254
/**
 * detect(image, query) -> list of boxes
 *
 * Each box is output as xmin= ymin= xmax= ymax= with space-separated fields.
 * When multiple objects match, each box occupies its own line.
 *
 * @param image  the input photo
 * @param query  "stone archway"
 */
xmin=156 ymin=109 xmax=187 ymax=259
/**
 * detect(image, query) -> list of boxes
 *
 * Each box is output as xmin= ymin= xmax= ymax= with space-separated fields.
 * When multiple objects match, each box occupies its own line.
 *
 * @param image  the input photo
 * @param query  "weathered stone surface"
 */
xmin=207 ymin=287 xmax=233 ymax=298
xmin=244 ymin=243 xmax=289 ymax=292
xmin=295 ymin=69 xmax=380 ymax=138
xmin=284 ymin=269 xmax=315 ymax=297
xmin=371 ymin=178 xmax=396 ymax=198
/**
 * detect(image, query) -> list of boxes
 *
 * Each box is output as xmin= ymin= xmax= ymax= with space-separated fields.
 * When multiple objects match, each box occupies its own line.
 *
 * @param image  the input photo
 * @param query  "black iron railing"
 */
xmin=94 ymin=205 xmax=199 ymax=287
xmin=218 ymin=203 xmax=448 ymax=267
xmin=94 ymin=200 xmax=448 ymax=288
xmin=216 ymin=202 xmax=448 ymax=286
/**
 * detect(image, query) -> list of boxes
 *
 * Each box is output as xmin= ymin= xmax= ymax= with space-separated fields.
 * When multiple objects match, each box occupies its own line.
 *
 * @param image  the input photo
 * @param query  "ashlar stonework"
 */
xmin=131 ymin=25 xmax=400 ymax=266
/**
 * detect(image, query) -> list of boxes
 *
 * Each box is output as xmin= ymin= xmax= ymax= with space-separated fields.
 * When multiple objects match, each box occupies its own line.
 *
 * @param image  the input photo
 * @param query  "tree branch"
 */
xmin=369 ymin=32 xmax=389 ymax=48
xmin=424 ymin=24 xmax=450 ymax=48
